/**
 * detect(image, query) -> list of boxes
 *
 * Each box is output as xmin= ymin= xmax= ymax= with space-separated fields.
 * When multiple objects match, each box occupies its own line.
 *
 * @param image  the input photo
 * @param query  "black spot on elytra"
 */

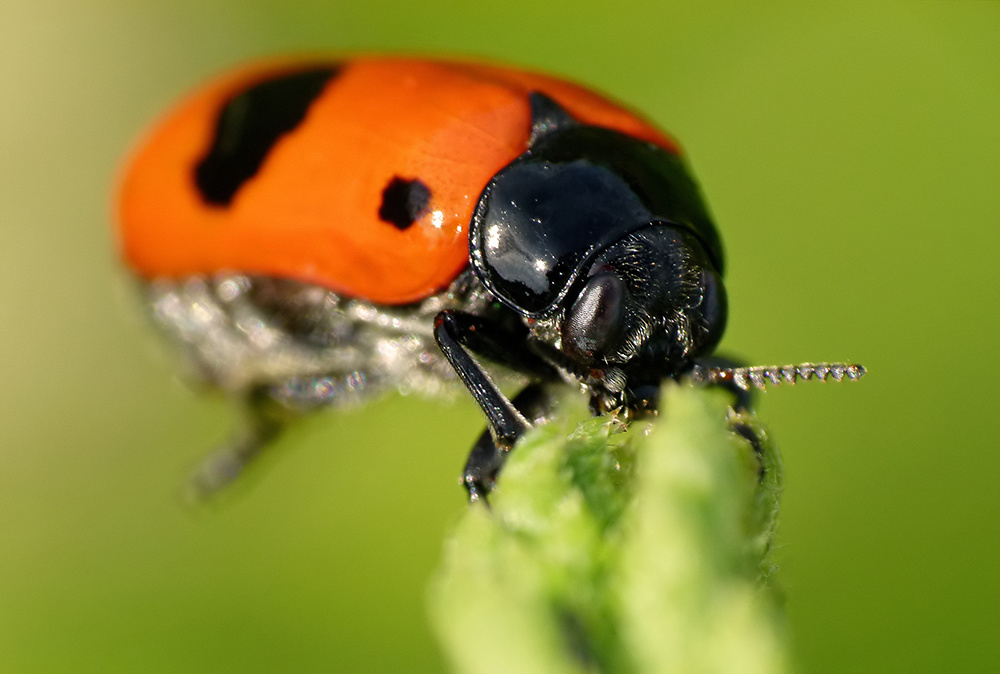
xmin=194 ymin=65 xmax=340 ymax=206
xmin=378 ymin=177 xmax=432 ymax=230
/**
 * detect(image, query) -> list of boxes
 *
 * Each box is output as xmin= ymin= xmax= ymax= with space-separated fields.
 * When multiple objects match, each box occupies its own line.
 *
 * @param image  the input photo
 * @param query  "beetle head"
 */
xmin=470 ymin=94 xmax=727 ymax=394
xmin=559 ymin=225 xmax=726 ymax=379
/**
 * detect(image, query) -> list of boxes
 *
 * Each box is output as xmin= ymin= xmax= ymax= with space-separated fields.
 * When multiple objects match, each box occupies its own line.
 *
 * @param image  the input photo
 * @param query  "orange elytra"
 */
xmin=117 ymin=57 xmax=679 ymax=305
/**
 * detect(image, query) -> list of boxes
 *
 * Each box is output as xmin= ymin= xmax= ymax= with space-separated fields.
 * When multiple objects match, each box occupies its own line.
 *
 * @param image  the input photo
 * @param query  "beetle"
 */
xmin=117 ymin=57 xmax=863 ymax=500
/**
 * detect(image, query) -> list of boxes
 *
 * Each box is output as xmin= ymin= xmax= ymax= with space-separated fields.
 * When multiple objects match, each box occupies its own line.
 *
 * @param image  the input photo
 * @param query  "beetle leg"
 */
xmin=433 ymin=310 xmax=531 ymax=446
xmin=434 ymin=310 xmax=561 ymax=380
xmin=690 ymin=355 xmax=768 ymax=479
xmin=690 ymin=355 xmax=756 ymax=412
xmin=434 ymin=310 xmax=559 ymax=499
xmin=186 ymin=365 xmax=387 ymax=500
xmin=185 ymin=388 xmax=286 ymax=501
xmin=462 ymin=382 xmax=562 ymax=502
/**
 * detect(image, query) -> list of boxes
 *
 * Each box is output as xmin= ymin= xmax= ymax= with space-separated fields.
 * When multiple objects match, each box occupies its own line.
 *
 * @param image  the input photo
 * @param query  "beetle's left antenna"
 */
xmin=689 ymin=362 xmax=866 ymax=391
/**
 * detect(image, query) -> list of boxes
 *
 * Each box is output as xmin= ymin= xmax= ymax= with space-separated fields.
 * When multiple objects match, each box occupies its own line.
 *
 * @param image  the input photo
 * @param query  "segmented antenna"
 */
xmin=689 ymin=362 xmax=866 ymax=392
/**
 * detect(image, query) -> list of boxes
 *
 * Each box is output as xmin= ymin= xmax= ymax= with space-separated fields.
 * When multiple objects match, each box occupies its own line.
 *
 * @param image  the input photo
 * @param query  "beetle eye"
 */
xmin=562 ymin=271 xmax=626 ymax=361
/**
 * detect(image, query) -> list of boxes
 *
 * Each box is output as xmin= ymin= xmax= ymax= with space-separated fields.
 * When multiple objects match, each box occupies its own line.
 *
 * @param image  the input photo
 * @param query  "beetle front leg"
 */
xmin=434 ymin=310 xmax=532 ymax=447
xmin=690 ymin=355 xmax=768 ymax=480
xmin=434 ymin=310 xmax=559 ymax=499
xmin=690 ymin=355 xmax=755 ymax=412
xmin=461 ymin=382 xmax=561 ymax=502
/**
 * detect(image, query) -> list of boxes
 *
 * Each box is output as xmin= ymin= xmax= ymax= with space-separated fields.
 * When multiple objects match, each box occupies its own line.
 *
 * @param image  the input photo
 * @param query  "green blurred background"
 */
xmin=2 ymin=2 xmax=997 ymax=671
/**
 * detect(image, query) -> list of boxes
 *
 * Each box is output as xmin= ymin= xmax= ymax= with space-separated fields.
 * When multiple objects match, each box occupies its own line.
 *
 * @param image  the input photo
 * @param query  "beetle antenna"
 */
xmin=689 ymin=362 xmax=866 ymax=391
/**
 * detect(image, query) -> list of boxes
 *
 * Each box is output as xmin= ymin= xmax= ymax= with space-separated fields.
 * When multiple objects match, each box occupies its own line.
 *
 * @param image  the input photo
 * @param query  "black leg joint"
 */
xmin=461 ymin=383 xmax=561 ymax=503
xmin=434 ymin=310 xmax=532 ymax=448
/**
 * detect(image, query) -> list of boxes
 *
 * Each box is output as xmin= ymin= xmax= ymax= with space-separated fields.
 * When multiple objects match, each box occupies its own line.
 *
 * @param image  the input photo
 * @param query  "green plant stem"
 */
xmin=428 ymin=384 xmax=789 ymax=674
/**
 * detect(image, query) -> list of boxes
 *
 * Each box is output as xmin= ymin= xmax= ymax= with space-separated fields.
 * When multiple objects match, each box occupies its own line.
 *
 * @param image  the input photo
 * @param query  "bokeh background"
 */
xmin=2 ymin=2 xmax=997 ymax=671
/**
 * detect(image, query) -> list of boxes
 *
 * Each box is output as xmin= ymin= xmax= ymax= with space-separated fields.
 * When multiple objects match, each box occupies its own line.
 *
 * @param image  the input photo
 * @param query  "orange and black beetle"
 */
xmin=118 ymin=57 xmax=862 ymax=500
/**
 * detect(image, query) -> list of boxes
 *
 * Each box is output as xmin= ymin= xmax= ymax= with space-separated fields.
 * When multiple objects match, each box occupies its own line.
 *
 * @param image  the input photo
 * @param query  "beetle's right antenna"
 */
xmin=689 ymin=362 xmax=866 ymax=392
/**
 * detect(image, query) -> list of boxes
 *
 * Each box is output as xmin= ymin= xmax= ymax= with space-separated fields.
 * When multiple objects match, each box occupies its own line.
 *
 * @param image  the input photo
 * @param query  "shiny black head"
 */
xmin=469 ymin=93 xmax=727 ymax=394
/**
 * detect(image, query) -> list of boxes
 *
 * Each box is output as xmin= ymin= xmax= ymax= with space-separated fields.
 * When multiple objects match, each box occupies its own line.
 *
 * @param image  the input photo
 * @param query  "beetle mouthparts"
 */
xmin=689 ymin=362 xmax=867 ymax=392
